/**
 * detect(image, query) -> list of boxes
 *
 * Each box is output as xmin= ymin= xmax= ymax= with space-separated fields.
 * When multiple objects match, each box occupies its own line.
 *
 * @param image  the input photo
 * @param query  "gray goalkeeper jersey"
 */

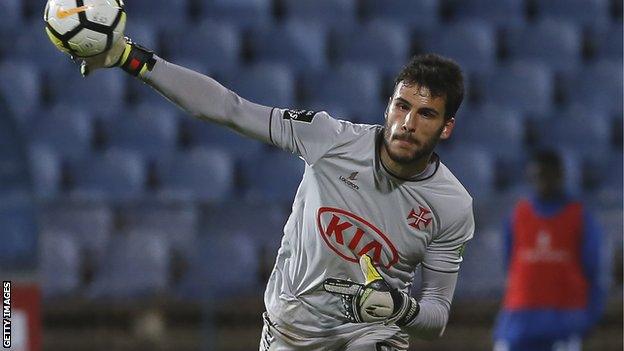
xmin=142 ymin=58 xmax=475 ymax=339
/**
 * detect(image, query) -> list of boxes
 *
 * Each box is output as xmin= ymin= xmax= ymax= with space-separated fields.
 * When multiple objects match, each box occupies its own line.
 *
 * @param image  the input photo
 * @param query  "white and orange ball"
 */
xmin=44 ymin=0 xmax=126 ymax=58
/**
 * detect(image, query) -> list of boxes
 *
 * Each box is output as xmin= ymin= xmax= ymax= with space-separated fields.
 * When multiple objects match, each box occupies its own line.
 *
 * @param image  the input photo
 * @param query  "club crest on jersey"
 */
xmin=407 ymin=206 xmax=432 ymax=230
xmin=283 ymin=109 xmax=316 ymax=123
xmin=316 ymin=207 xmax=399 ymax=268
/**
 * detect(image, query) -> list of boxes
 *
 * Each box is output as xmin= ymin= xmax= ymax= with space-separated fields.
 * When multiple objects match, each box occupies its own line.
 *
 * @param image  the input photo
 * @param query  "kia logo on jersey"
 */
xmin=316 ymin=207 xmax=399 ymax=268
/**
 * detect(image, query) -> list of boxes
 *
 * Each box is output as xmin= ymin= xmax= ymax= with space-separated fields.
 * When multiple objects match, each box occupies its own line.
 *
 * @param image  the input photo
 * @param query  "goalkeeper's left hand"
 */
xmin=323 ymin=255 xmax=420 ymax=326
xmin=78 ymin=36 xmax=155 ymax=78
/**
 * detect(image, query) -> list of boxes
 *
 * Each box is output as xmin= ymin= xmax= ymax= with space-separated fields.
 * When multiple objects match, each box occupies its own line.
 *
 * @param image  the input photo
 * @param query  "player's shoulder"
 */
xmin=434 ymin=161 xmax=473 ymax=206
xmin=325 ymin=112 xmax=380 ymax=135
xmin=319 ymin=112 xmax=381 ymax=149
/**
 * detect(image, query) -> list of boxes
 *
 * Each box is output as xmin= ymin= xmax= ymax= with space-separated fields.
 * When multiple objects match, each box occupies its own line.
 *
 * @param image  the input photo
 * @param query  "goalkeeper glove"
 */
xmin=77 ymin=36 xmax=155 ymax=77
xmin=323 ymin=255 xmax=419 ymax=326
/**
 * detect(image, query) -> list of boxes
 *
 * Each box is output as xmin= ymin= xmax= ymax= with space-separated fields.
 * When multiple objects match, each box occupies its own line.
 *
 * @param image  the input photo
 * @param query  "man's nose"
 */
xmin=401 ymin=110 xmax=417 ymax=132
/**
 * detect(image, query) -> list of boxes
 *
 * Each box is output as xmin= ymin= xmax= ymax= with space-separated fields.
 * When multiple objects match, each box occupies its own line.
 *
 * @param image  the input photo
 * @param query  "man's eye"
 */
xmin=396 ymin=103 xmax=408 ymax=110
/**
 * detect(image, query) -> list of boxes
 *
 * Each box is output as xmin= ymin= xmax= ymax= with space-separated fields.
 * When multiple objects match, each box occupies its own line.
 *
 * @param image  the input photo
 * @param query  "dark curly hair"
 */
xmin=394 ymin=54 xmax=464 ymax=120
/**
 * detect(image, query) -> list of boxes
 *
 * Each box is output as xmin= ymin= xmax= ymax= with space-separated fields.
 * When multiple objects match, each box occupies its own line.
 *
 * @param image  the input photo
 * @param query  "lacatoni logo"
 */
xmin=339 ymin=171 xmax=359 ymax=190
xmin=317 ymin=207 xmax=398 ymax=268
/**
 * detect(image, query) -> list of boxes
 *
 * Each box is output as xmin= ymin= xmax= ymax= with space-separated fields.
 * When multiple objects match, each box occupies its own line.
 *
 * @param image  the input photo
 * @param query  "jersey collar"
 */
xmin=375 ymin=128 xmax=440 ymax=182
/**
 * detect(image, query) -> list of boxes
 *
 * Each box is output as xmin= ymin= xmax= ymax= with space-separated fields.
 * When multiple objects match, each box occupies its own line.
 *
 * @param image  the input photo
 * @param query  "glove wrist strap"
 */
xmin=117 ymin=38 xmax=156 ymax=77
xmin=395 ymin=295 xmax=420 ymax=327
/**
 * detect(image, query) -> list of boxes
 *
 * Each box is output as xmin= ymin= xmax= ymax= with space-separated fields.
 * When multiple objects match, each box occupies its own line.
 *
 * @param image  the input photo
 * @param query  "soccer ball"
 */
xmin=44 ymin=0 xmax=126 ymax=58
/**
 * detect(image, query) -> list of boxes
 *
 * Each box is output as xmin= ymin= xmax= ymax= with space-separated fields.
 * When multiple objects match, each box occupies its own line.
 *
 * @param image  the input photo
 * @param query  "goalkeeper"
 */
xmin=78 ymin=35 xmax=475 ymax=350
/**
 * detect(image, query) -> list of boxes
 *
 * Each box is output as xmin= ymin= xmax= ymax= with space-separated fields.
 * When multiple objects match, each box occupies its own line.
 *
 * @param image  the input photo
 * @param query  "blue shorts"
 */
xmin=494 ymin=336 xmax=582 ymax=351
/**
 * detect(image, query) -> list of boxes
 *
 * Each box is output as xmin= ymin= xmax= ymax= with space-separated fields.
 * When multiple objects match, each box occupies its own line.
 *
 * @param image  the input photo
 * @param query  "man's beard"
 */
xmin=382 ymin=124 xmax=443 ymax=165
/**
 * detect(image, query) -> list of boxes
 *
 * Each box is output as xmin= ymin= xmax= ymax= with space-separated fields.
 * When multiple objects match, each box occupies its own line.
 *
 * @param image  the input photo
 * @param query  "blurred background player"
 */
xmin=493 ymin=149 xmax=606 ymax=351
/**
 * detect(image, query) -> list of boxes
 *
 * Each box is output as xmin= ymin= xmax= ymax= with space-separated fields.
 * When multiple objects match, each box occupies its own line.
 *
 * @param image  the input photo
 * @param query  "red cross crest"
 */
xmin=407 ymin=206 xmax=432 ymax=230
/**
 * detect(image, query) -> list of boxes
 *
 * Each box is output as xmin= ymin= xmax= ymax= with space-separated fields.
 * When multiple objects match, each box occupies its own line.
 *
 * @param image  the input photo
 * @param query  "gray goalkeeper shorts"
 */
xmin=259 ymin=312 xmax=409 ymax=351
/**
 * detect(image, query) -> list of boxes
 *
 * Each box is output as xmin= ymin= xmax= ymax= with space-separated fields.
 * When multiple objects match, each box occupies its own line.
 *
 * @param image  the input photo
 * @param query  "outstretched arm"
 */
xmin=141 ymin=56 xmax=275 ymax=144
xmin=79 ymin=38 xmax=351 ymax=165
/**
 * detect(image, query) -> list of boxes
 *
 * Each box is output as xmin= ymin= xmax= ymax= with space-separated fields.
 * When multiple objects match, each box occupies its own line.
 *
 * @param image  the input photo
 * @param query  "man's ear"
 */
xmin=440 ymin=117 xmax=455 ymax=140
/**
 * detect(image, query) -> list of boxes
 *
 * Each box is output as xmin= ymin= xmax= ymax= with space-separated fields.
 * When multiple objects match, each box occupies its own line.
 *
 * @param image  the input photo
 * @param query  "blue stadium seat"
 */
xmin=595 ymin=208 xmax=623 ymax=282
xmin=91 ymin=231 xmax=170 ymax=298
xmin=591 ymin=24 xmax=623 ymax=60
xmin=334 ymin=20 xmax=410 ymax=74
xmin=177 ymin=233 xmax=261 ymax=299
xmin=71 ymin=149 xmax=146 ymax=202
xmin=123 ymin=0 xmax=189 ymax=29
xmin=0 ymin=26 xmax=14 ymax=59
xmin=282 ymin=0 xmax=357 ymax=27
xmin=199 ymin=0 xmax=272 ymax=29
xmin=106 ymin=104 xmax=178 ymax=160
xmin=454 ymin=104 xmax=527 ymax=188
xmin=535 ymin=0 xmax=610 ymax=27
xmin=182 ymin=118 xmax=265 ymax=162
xmin=595 ymin=153 xmax=623 ymax=205
xmin=439 ymin=147 xmax=496 ymax=197
xmin=243 ymin=151 xmax=305 ymax=202
xmin=165 ymin=21 xmax=241 ymax=74
xmin=28 ymin=146 xmax=61 ymax=201
xmin=603 ymin=153 xmax=623 ymax=191
xmin=119 ymin=203 xmax=198 ymax=254
xmin=157 ymin=147 xmax=235 ymax=202
xmin=222 ymin=63 xmax=296 ymax=108
xmin=451 ymin=0 xmax=525 ymax=27
xmin=455 ymin=226 xmax=505 ymax=298
xmin=583 ymin=148 xmax=622 ymax=200
xmin=28 ymin=105 xmax=94 ymax=161
xmin=362 ymin=0 xmax=439 ymax=30
xmin=0 ymin=111 xmax=30 ymax=193
xmin=48 ymin=69 xmax=127 ymax=116
xmin=506 ymin=19 xmax=582 ymax=72
xmin=562 ymin=60 xmax=623 ymax=114
xmin=0 ymin=0 xmax=22 ymax=30
xmin=250 ymin=21 xmax=328 ymax=72
xmin=559 ymin=149 xmax=584 ymax=196
xmin=422 ymin=20 xmax=496 ymax=73
xmin=0 ymin=61 xmax=41 ymax=124
xmin=456 ymin=104 xmax=524 ymax=158
xmin=478 ymin=62 xmax=554 ymax=115
xmin=332 ymin=103 xmax=370 ymax=124
xmin=39 ymin=203 xmax=113 ymax=262
xmin=41 ymin=231 xmax=81 ymax=298
xmin=303 ymin=64 xmax=382 ymax=116
xmin=537 ymin=105 xmax=611 ymax=156
xmin=201 ymin=201 xmax=289 ymax=253
xmin=0 ymin=195 xmax=38 ymax=269
xmin=13 ymin=21 xmax=74 ymax=73
xmin=124 ymin=21 xmax=160 ymax=53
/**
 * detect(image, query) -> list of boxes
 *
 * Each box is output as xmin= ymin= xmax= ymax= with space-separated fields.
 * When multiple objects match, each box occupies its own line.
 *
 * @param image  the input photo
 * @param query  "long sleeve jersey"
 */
xmin=139 ymin=58 xmax=475 ymax=340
